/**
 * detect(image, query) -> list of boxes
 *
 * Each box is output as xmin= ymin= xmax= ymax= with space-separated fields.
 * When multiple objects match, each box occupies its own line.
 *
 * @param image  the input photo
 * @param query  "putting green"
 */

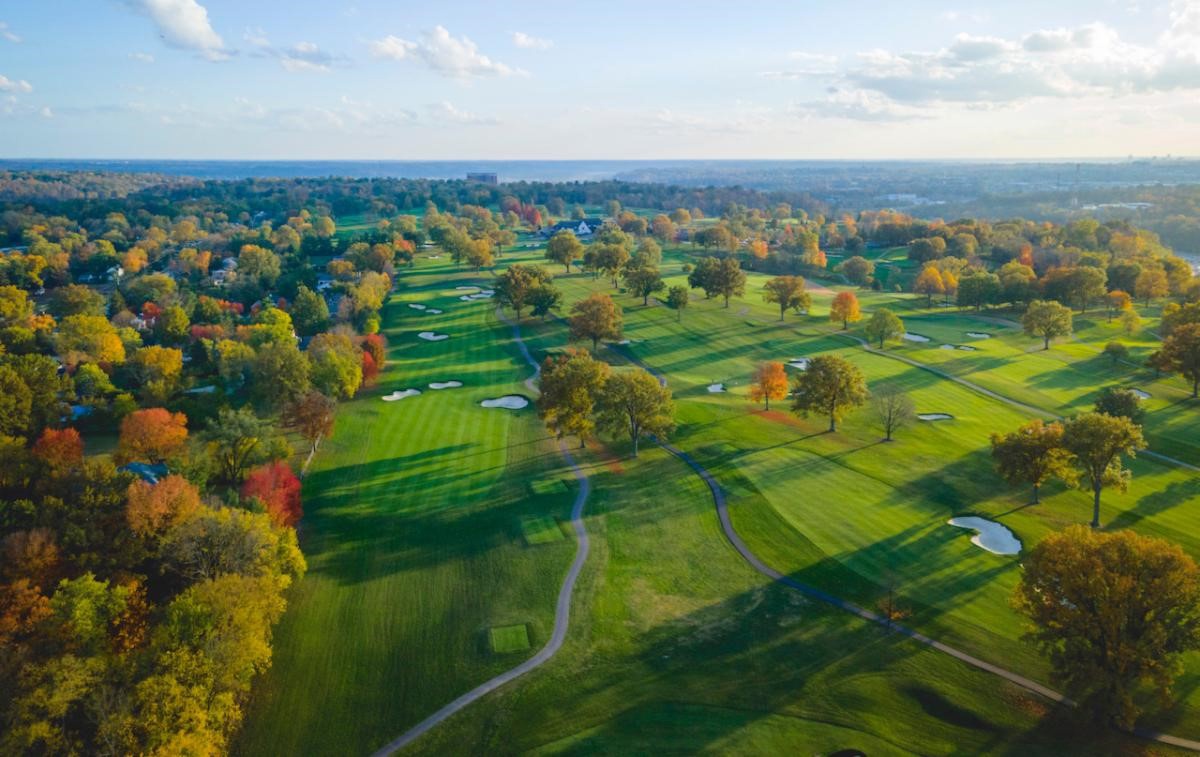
xmin=490 ymin=624 xmax=532 ymax=654
xmin=521 ymin=515 xmax=566 ymax=545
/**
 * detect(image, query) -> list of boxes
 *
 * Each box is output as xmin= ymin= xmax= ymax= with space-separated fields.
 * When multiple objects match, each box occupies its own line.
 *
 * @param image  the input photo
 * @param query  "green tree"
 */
xmin=495 ymin=264 xmax=551 ymax=320
xmin=838 ymin=256 xmax=875 ymax=287
xmin=1022 ymin=300 xmax=1073 ymax=350
xmin=1102 ymin=341 xmax=1129 ymax=366
xmin=204 ymin=408 xmax=284 ymax=485
xmin=153 ymin=305 xmax=190 ymax=345
xmin=237 ymin=245 xmax=282 ymax=288
xmin=956 ymin=271 xmax=1002 ymax=311
xmin=712 ymin=257 xmax=746 ymax=308
xmin=1062 ymin=412 xmax=1145 ymax=528
xmin=545 ymin=230 xmax=584 ymax=272
xmin=0 ymin=365 xmax=33 ymax=437
xmin=569 ymin=293 xmax=622 ymax=351
xmin=791 ymin=355 xmax=868 ymax=432
xmin=48 ymin=284 xmax=106 ymax=318
xmin=529 ymin=282 xmax=563 ymax=320
xmin=864 ymin=308 xmax=904 ymax=348
xmin=762 ymin=275 xmax=810 ymax=321
xmin=1095 ymin=386 xmax=1145 ymax=424
xmin=251 ymin=340 xmax=311 ymax=408
xmin=687 ymin=257 xmax=721 ymax=299
xmin=1014 ymin=525 xmax=1200 ymax=728
xmin=595 ymin=369 xmax=674 ymax=458
xmin=622 ymin=264 xmax=665 ymax=305
xmin=1160 ymin=323 xmax=1200 ymax=397
xmin=537 ymin=349 xmax=611 ymax=447
xmin=990 ymin=419 xmax=1076 ymax=504
xmin=290 ymin=285 xmax=329 ymax=337
xmin=307 ymin=333 xmax=362 ymax=400
xmin=666 ymin=285 xmax=689 ymax=321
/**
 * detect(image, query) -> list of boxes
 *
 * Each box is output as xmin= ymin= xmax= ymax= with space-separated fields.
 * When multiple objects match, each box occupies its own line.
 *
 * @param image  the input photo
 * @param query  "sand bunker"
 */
xmin=481 ymin=395 xmax=529 ymax=409
xmin=617 ymin=339 xmax=633 ymax=345
xmin=787 ymin=358 xmax=810 ymax=370
xmin=1131 ymin=388 xmax=1151 ymax=399
xmin=902 ymin=332 xmax=931 ymax=343
xmin=918 ymin=413 xmax=954 ymax=421
xmin=426 ymin=308 xmax=443 ymax=314
xmin=957 ymin=345 xmax=977 ymax=351
xmin=408 ymin=303 xmax=427 ymax=310
xmin=939 ymin=344 xmax=957 ymax=351
xmin=382 ymin=389 xmax=421 ymax=401
xmin=418 ymin=331 xmax=449 ymax=341
xmin=428 ymin=381 xmax=463 ymax=390
xmin=707 ymin=383 xmax=726 ymax=393
xmin=455 ymin=286 xmax=479 ymax=291
xmin=948 ymin=516 xmax=1021 ymax=555
xmin=459 ymin=292 xmax=494 ymax=301
xmin=966 ymin=332 xmax=992 ymax=339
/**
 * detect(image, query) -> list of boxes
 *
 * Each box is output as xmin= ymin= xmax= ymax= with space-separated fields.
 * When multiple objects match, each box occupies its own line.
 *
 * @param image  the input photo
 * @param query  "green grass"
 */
xmin=490 ymin=624 xmax=532 ymax=654
xmin=521 ymin=515 xmax=566 ymax=545
xmin=238 ymin=238 xmax=1200 ymax=755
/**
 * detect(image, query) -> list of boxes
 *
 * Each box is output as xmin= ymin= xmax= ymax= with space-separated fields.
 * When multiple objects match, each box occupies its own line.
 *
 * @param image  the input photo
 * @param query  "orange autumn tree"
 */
xmin=241 ymin=461 xmax=303 ymax=527
xmin=125 ymin=475 xmax=201 ymax=537
xmin=747 ymin=239 xmax=769 ymax=261
xmin=749 ymin=362 xmax=789 ymax=410
xmin=830 ymin=291 xmax=862 ymax=330
xmin=31 ymin=428 xmax=84 ymax=474
xmin=115 ymin=408 xmax=188 ymax=464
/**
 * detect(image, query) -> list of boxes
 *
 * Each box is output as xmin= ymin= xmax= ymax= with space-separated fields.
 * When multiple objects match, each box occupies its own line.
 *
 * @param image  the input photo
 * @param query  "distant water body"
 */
xmin=0 ymin=159 xmax=699 ymax=182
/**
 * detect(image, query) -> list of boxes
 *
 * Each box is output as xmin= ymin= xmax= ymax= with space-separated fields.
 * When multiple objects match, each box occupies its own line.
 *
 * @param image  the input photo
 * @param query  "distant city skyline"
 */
xmin=1 ymin=1 xmax=1198 ymax=159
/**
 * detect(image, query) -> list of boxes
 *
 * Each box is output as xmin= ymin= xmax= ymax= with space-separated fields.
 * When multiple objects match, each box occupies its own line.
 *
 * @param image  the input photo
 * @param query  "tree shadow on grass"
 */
xmin=1106 ymin=477 xmax=1200 ymax=531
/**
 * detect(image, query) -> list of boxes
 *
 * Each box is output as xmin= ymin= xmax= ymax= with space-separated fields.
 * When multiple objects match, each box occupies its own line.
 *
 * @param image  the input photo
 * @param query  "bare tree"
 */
xmin=872 ymin=385 xmax=914 ymax=441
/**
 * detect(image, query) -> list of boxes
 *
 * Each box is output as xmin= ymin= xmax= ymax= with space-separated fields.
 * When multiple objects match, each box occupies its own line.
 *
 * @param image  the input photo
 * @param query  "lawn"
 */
xmin=238 ymin=237 xmax=1200 ymax=754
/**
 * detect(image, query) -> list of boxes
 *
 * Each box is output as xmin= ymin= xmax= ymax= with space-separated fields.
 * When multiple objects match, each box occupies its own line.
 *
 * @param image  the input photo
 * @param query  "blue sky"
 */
xmin=1 ymin=0 xmax=1198 ymax=159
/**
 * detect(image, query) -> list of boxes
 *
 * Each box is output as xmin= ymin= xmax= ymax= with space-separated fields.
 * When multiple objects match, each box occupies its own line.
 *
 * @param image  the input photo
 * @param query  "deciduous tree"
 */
xmin=872 ymin=384 xmax=915 ymax=441
xmin=1160 ymin=323 xmax=1200 ymax=397
xmin=829 ymin=291 xmax=861 ymax=330
xmin=791 ymin=355 xmax=868 ymax=432
xmin=666 ymin=285 xmax=689 ymax=321
xmin=538 ymin=349 xmax=610 ymax=447
xmin=116 ymin=408 xmax=188 ymax=465
xmin=595 ymin=369 xmax=674 ymax=458
xmin=749 ymin=361 xmax=789 ymax=410
xmin=1022 ymin=300 xmax=1073 ymax=350
xmin=864 ymin=308 xmax=904 ymax=348
xmin=126 ymin=475 xmax=201 ymax=537
xmin=545 ymin=230 xmax=584 ymax=272
xmin=284 ymin=391 xmax=336 ymax=456
xmin=990 ymin=419 xmax=1075 ymax=504
xmin=569 ymin=293 xmax=622 ymax=350
xmin=762 ymin=275 xmax=810 ymax=321
xmin=241 ymin=461 xmax=303 ymax=527
xmin=1014 ymin=526 xmax=1200 ymax=728
xmin=1062 ymin=412 xmax=1145 ymax=528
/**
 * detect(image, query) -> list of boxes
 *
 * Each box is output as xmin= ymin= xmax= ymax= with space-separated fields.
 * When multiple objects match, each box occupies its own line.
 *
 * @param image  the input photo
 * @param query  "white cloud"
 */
xmin=128 ymin=52 xmax=156 ymax=63
xmin=833 ymin=6 xmax=1200 ymax=107
xmin=243 ymin=30 xmax=337 ymax=73
xmin=0 ymin=22 xmax=20 ymax=43
xmin=0 ymin=75 xmax=32 ymax=94
xmin=427 ymin=100 xmax=498 ymax=125
xmin=512 ymin=31 xmax=552 ymax=50
xmin=760 ymin=52 xmax=838 ymax=78
xmin=123 ymin=0 xmax=226 ymax=60
xmin=790 ymin=88 xmax=927 ymax=122
xmin=369 ymin=26 xmax=521 ymax=78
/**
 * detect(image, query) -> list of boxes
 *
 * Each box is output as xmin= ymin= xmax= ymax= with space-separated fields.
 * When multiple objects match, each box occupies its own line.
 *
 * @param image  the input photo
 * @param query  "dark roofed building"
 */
xmin=539 ymin=218 xmax=606 ymax=238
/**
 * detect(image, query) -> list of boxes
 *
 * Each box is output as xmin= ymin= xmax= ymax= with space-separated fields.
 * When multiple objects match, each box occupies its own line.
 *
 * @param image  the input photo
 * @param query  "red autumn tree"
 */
xmin=31 ymin=428 xmax=84 ymax=473
xmin=361 ymin=351 xmax=380 ymax=386
xmin=115 ymin=408 xmax=188 ymax=464
xmin=241 ymin=461 xmax=303 ymax=527
xmin=360 ymin=333 xmax=387 ymax=372
xmin=125 ymin=475 xmax=202 ymax=536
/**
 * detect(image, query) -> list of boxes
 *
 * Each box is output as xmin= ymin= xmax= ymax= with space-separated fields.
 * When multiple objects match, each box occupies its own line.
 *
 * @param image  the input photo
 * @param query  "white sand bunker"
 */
xmin=939 ymin=344 xmax=957 ymax=351
xmin=957 ymin=345 xmax=977 ymax=351
xmin=707 ymin=383 xmax=726 ymax=393
xmin=418 ymin=331 xmax=449 ymax=341
xmin=455 ymin=286 xmax=479 ymax=291
xmin=426 ymin=308 xmax=443 ymax=314
xmin=481 ymin=395 xmax=529 ymax=409
xmin=948 ymin=516 xmax=1022 ymax=555
xmin=382 ymin=389 xmax=421 ymax=401
xmin=902 ymin=332 xmax=931 ymax=343
xmin=429 ymin=381 xmax=463 ymax=390
xmin=966 ymin=332 xmax=992 ymax=339
xmin=617 ymin=339 xmax=633 ymax=345
xmin=1131 ymin=388 xmax=1151 ymax=400
xmin=408 ymin=303 xmax=427 ymax=310
xmin=918 ymin=413 xmax=954 ymax=421
xmin=459 ymin=292 xmax=494 ymax=301
xmin=787 ymin=358 xmax=809 ymax=370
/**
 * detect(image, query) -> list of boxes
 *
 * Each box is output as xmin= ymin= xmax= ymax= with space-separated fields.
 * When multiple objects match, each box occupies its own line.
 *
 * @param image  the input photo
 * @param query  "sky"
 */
xmin=1 ymin=0 xmax=1199 ymax=160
